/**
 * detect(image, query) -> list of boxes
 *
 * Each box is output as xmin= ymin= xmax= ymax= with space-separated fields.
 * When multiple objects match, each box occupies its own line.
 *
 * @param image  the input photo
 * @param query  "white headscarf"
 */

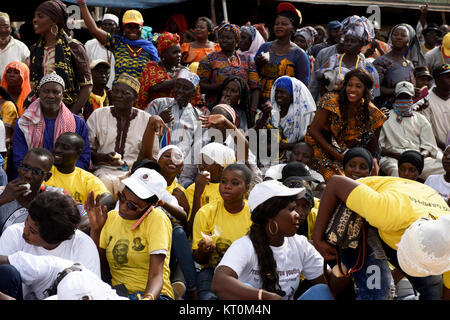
xmin=200 ymin=142 xmax=236 ymax=167
xmin=268 ymin=76 xmax=316 ymax=143
xmin=237 ymin=25 xmax=266 ymax=59
xmin=156 ymin=145 xmax=184 ymax=165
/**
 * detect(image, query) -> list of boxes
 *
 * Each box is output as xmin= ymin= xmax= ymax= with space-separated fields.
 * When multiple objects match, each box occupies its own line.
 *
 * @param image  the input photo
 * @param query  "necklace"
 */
xmin=338 ymin=53 xmax=360 ymax=79
xmin=126 ymin=44 xmax=143 ymax=58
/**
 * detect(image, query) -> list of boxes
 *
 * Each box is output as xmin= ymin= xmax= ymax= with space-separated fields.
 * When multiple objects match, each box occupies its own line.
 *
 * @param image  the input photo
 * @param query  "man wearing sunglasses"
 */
xmin=0 ymin=148 xmax=64 ymax=237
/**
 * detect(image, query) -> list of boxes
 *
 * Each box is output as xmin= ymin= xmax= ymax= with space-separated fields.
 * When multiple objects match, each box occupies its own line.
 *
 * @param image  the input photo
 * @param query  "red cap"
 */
xmin=277 ymin=2 xmax=297 ymax=15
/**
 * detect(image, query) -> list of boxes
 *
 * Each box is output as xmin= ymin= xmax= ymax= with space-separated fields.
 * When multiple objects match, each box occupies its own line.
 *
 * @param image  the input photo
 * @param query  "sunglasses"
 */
xmin=18 ymin=162 xmax=48 ymax=177
xmin=118 ymin=191 xmax=144 ymax=212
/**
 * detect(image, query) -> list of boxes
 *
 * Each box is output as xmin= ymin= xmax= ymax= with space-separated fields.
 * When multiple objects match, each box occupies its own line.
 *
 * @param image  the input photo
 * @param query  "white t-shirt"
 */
xmin=424 ymin=174 xmax=450 ymax=201
xmin=85 ymin=38 xmax=115 ymax=89
xmin=0 ymin=223 xmax=100 ymax=299
xmin=217 ymin=234 xmax=324 ymax=300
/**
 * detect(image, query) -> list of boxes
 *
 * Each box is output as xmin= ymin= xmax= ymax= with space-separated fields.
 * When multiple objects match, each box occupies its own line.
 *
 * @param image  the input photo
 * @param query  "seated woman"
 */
xmin=304 ymin=68 xmax=387 ymax=180
xmin=397 ymin=150 xmax=424 ymax=181
xmin=216 ymin=76 xmax=253 ymax=132
xmin=314 ymin=15 xmax=380 ymax=99
xmin=180 ymin=17 xmax=220 ymax=66
xmin=1 ymin=61 xmax=30 ymax=116
xmin=184 ymin=142 xmax=236 ymax=238
xmin=212 ymin=179 xmax=347 ymax=300
xmin=254 ymin=75 xmax=316 ymax=161
xmin=342 ymin=147 xmax=373 ymax=180
xmin=197 ymin=22 xmax=261 ymax=110
xmin=136 ymin=32 xmax=202 ymax=110
xmin=85 ymin=168 xmax=174 ymax=300
xmin=254 ymin=3 xmax=310 ymax=101
xmin=0 ymin=191 xmax=100 ymax=300
xmin=156 ymin=145 xmax=198 ymax=299
xmin=193 ymin=163 xmax=253 ymax=300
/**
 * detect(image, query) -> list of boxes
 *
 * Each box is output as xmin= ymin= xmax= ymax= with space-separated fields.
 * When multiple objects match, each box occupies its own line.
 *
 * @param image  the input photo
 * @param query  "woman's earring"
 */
xmin=268 ymin=220 xmax=279 ymax=235
xmin=51 ymin=24 xmax=59 ymax=36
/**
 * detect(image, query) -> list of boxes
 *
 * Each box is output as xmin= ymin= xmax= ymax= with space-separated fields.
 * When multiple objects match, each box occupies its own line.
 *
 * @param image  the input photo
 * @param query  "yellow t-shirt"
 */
xmin=346 ymin=176 xmax=450 ymax=250
xmin=99 ymin=209 xmax=174 ymax=298
xmin=45 ymin=166 xmax=110 ymax=204
xmin=166 ymin=180 xmax=185 ymax=194
xmin=306 ymin=198 xmax=320 ymax=240
xmin=184 ymin=182 xmax=221 ymax=221
xmin=0 ymin=101 xmax=18 ymax=128
xmin=192 ymin=198 xmax=252 ymax=269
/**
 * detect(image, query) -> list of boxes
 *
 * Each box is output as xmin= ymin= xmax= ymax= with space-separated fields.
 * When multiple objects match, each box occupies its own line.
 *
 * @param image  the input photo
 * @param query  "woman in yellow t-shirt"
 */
xmin=85 ymin=168 xmax=174 ymax=300
xmin=313 ymin=175 xmax=450 ymax=300
xmin=192 ymin=163 xmax=253 ymax=300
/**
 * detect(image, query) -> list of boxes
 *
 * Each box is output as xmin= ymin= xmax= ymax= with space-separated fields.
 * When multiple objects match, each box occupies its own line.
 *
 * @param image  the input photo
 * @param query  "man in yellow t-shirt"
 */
xmin=45 ymin=132 xmax=114 ymax=208
xmin=313 ymin=175 xmax=450 ymax=300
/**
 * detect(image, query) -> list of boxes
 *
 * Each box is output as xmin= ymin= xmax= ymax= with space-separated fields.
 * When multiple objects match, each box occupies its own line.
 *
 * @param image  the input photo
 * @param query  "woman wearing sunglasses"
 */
xmin=85 ymin=168 xmax=175 ymax=300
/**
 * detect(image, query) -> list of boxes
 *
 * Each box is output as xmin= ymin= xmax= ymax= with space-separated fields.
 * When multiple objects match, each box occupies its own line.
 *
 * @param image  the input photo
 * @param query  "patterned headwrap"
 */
xmin=156 ymin=31 xmax=180 ymax=56
xmin=35 ymin=0 xmax=69 ymax=32
xmin=340 ymin=15 xmax=374 ymax=45
xmin=116 ymin=73 xmax=140 ymax=94
xmin=294 ymin=26 xmax=318 ymax=49
xmin=212 ymin=104 xmax=237 ymax=125
xmin=215 ymin=21 xmax=240 ymax=42
xmin=240 ymin=24 xmax=257 ymax=41
xmin=176 ymin=68 xmax=200 ymax=88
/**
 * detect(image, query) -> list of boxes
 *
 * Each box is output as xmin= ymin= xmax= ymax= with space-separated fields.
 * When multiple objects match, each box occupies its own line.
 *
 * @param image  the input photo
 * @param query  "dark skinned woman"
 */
xmin=30 ymin=0 xmax=92 ymax=114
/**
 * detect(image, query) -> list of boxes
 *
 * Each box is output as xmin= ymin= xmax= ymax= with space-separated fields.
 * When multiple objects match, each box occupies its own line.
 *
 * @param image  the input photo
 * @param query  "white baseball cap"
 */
xmin=395 ymin=81 xmax=415 ymax=97
xmin=397 ymin=214 xmax=450 ymax=277
xmin=200 ymin=143 xmax=236 ymax=167
xmin=55 ymin=268 xmax=127 ymax=300
xmin=248 ymin=179 xmax=305 ymax=212
xmin=122 ymin=168 xmax=167 ymax=200
xmin=102 ymin=13 xmax=119 ymax=25
xmin=89 ymin=59 xmax=111 ymax=70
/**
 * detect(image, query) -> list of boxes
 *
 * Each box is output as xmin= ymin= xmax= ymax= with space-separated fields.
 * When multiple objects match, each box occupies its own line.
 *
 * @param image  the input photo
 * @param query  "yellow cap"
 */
xmin=443 ymin=33 xmax=450 ymax=56
xmin=122 ymin=10 xmax=144 ymax=26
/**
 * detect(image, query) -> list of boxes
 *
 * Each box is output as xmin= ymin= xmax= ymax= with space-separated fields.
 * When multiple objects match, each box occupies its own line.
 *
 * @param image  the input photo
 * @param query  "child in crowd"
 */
xmin=397 ymin=150 xmax=425 ymax=181
xmin=192 ymin=164 xmax=253 ymax=300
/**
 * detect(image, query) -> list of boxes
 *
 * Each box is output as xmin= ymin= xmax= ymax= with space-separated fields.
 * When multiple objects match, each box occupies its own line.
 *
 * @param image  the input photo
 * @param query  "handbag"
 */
xmin=324 ymin=199 xmax=365 ymax=249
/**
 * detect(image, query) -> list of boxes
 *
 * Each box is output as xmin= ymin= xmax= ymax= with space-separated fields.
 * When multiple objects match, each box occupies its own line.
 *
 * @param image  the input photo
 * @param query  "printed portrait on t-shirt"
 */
xmin=112 ymin=239 xmax=129 ymax=265
xmin=132 ymin=237 xmax=145 ymax=251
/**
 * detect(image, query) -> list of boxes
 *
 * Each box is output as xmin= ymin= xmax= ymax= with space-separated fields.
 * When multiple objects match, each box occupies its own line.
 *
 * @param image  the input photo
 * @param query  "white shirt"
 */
xmin=0 ymin=37 xmax=30 ymax=77
xmin=85 ymin=38 xmax=115 ymax=89
xmin=217 ymin=234 xmax=324 ymax=300
xmin=424 ymin=174 xmax=450 ymax=201
xmin=0 ymin=223 xmax=100 ymax=299
xmin=0 ymin=120 xmax=6 ymax=152
xmin=419 ymin=90 xmax=450 ymax=146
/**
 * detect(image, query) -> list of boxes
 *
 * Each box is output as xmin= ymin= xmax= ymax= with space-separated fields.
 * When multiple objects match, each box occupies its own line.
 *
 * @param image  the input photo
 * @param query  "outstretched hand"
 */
xmin=84 ymin=191 xmax=108 ymax=233
xmin=148 ymin=115 xmax=170 ymax=136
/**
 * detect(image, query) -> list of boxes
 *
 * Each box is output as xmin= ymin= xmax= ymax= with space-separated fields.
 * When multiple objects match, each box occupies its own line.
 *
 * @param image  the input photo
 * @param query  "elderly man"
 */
xmin=84 ymin=13 xmax=119 ymax=89
xmin=11 ymin=72 xmax=91 ymax=179
xmin=0 ymin=12 xmax=30 ymax=77
xmin=146 ymin=68 xmax=203 ymax=188
xmin=87 ymin=73 xmax=160 ymax=196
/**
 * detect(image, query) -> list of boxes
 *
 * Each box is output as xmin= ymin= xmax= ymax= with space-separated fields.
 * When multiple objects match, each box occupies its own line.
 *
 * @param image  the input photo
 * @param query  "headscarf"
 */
xmin=264 ymin=76 xmax=316 ymax=159
xmin=200 ymin=142 xmax=236 ymax=167
xmin=239 ymin=22 xmax=266 ymax=59
xmin=156 ymin=145 xmax=184 ymax=164
xmin=340 ymin=15 xmax=374 ymax=45
xmin=398 ymin=150 xmax=424 ymax=174
xmin=295 ymin=27 xmax=318 ymax=49
xmin=215 ymin=21 xmax=240 ymax=43
xmin=1 ymin=61 xmax=31 ymax=116
xmin=35 ymin=0 xmax=69 ymax=33
xmin=156 ymin=32 xmax=181 ymax=56
xmin=388 ymin=23 xmax=426 ymax=67
xmin=212 ymin=104 xmax=237 ymax=125
xmin=273 ymin=76 xmax=293 ymax=96
xmin=165 ymin=13 xmax=187 ymax=37
xmin=343 ymin=147 xmax=374 ymax=172
xmin=119 ymin=36 xmax=160 ymax=62
xmin=254 ymin=23 xmax=269 ymax=42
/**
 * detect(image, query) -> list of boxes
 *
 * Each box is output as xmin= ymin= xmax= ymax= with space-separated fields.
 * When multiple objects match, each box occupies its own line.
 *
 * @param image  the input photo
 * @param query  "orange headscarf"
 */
xmin=1 ymin=61 xmax=31 ymax=116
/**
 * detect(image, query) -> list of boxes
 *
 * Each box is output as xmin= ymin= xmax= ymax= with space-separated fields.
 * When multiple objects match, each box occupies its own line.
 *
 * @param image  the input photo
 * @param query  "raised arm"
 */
xmin=77 ymin=0 xmax=108 ymax=45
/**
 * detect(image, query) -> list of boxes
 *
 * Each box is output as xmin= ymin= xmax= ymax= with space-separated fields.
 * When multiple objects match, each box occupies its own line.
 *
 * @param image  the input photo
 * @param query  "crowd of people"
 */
xmin=0 ymin=0 xmax=449 ymax=301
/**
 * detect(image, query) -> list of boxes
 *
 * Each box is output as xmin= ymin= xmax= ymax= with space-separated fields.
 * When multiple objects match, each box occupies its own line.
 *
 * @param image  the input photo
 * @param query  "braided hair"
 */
xmin=248 ymin=195 xmax=297 ymax=297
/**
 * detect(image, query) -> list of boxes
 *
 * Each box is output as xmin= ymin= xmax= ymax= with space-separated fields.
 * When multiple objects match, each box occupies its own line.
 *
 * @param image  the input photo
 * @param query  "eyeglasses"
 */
xmin=18 ymin=162 xmax=48 ymax=177
xmin=118 ymin=191 xmax=142 ymax=212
